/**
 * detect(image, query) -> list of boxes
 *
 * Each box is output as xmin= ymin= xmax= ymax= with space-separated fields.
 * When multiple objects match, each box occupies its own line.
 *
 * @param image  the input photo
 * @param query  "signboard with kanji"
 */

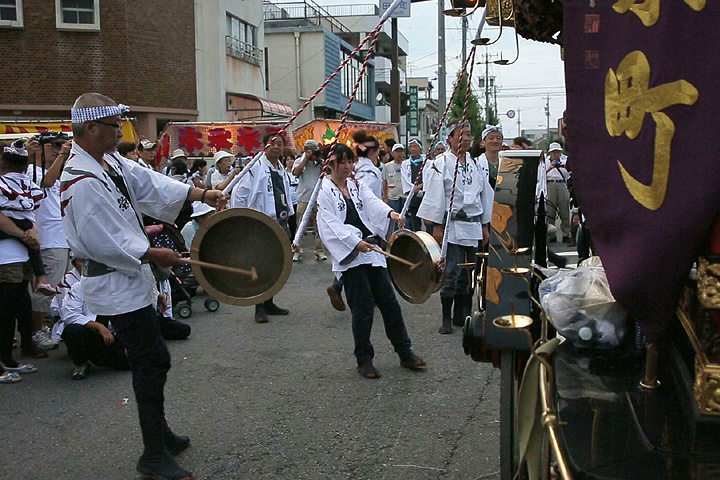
xmin=409 ymin=86 xmax=419 ymax=136
xmin=379 ymin=0 xmax=411 ymax=18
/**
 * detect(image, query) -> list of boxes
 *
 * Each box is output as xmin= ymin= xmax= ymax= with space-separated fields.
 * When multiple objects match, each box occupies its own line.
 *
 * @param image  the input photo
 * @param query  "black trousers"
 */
xmin=61 ymin=323 xmax=130 ymax=370
xmin=0 ymin=280 xmax=33 ymax=365
xmin=97 ymin=305 xmax=171 ymax=451
xmin=342 ymin=264 xmax=412 ymax=364
xmin=440 ymin=242 xmax=479 ymax=299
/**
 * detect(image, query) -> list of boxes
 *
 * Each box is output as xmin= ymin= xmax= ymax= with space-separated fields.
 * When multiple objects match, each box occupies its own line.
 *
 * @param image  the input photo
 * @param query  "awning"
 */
xmin=226 ymin=93 xmax=293 ymax=121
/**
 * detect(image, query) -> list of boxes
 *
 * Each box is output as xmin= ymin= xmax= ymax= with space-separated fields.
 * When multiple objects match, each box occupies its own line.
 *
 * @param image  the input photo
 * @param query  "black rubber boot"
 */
xmin=162 ymin=419 xmax=190 ymax=456
xmin=263 ymin=297 xmax=289 ymax=315
xmin=452 ymin=294 xmax=471 ymax=326
xmin=439 ymin=296 xmax=453 ymax=334
xmin=136 ymin=403 xmax=195 ymax=480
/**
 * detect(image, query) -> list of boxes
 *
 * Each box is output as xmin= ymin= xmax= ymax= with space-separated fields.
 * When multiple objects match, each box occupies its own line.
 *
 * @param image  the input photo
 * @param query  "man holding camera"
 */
xmin=26 ymin=133 xmax=72 ymax=354
xmin=544 ymin=142 xmax=571 ymax=243
xmin=292 ymin=139 xmax=327 ymax=262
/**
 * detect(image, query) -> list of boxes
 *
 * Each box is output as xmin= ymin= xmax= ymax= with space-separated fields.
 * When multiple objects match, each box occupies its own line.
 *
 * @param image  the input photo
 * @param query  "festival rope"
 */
xmin=292 ymin=18 xmax=387 ymax=248
xmin=398 ymin=43 xmax=479 ymax=221
xmin=440 ymin=45 xmax=478 ymax=260
xmin=222 ymin=0 xmax=406 ymax=198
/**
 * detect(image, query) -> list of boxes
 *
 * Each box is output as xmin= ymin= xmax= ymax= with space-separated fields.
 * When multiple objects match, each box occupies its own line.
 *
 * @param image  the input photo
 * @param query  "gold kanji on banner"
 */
xmin=612 ymin=0 xmax=706 ymax=27
xmin=605 ymin=50 xmax=698 ymax=210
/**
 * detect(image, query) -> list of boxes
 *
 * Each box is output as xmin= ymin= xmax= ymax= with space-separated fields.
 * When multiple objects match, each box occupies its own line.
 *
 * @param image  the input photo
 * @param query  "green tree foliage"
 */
xmin=448 ymin=70 xmax=482 ymax=139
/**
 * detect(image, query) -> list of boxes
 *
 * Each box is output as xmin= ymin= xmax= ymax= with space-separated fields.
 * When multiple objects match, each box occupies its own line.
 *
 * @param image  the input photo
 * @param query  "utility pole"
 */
xmin=461 ymin=17 xmax=468 ymax=66
xmin=437 ymin=0 xmax=446 ymax=129
xmin=480 ymin=51 xmax=498 ymax=123
xmin=391 ymin=18 xmax=401 ymax=126
xmin=544 ymin=94 xmax=550 ymax=143
xmin=517 ymin=107 xmax=521 ymax=137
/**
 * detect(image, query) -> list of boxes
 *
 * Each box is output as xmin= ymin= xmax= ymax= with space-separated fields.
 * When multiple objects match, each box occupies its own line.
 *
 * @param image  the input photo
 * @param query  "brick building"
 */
xmin=0 ymin=0 xmax=198 ymax=139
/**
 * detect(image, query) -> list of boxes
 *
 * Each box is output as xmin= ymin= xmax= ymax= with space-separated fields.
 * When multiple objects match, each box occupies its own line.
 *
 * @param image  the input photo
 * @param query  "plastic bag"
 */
xmin=539 ymin=267 xmax=627 ymax=348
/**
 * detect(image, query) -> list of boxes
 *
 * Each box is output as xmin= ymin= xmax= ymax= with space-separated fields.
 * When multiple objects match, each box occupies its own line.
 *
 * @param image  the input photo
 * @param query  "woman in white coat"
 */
xmin=317 ymin=144 xmax=426 ymax=379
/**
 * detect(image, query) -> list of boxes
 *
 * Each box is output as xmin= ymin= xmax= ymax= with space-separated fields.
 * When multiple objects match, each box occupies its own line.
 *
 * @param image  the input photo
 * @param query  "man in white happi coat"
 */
xmin=61 ymin=93 xmax=227 ymax=480
xmin=230 ymin=131 xmax=294 ymax=323
xmin=418 ymin=121 xmax=494 ymax=334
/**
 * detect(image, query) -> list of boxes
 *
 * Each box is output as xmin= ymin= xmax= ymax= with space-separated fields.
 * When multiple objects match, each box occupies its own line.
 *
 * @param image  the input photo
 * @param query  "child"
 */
xmin=0 ymin=142 xmax=57 ymax=296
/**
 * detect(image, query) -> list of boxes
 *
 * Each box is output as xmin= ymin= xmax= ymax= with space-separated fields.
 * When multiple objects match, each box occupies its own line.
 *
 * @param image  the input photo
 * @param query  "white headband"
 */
xmin=3 ymin=144 xmax=28 ymax=157
xmin=481 ymin=124 xmax=503 ymax=140
xmin=71 ymin=103 xmax=130 ymax=124
xmin=447 ymin=121 xmax=471 ymax=138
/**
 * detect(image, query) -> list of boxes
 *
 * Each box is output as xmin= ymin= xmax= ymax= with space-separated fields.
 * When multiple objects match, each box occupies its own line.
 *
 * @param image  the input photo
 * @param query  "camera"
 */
xmin=35 ymin=131 xmax=70 ymax=146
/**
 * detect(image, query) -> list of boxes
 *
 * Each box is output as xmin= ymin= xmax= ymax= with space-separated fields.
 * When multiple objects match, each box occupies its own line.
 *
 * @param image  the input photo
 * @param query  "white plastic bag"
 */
xmin=539 ymin=267 xmax=627 ymax=348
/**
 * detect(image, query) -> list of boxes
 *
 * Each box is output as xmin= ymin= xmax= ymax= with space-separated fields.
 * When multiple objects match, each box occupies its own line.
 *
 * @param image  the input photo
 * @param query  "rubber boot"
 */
xmin=162 ymin=419 xmax=190 ymax=456
xmin=439 ymin=296 xmax=453 ymax=334
xmin=136 ymin=403 xmax=195 ymax=480
xmin=452 ymin=294 xmax=471 ymax=327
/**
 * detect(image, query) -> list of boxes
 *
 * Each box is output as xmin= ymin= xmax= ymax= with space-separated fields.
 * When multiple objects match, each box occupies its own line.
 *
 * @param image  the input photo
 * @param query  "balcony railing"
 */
xmin=320 ymin=4 xmax=379 ymax=17
xmin=263 ymin=0 xmax=350 ymax=34
xmin=225 ymin=36 xmax=263 ymax=66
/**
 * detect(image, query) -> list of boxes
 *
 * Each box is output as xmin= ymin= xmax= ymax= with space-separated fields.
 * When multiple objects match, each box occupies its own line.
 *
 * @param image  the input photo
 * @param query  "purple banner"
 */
xmin=564 ymin=0 xmax=720 ymax=340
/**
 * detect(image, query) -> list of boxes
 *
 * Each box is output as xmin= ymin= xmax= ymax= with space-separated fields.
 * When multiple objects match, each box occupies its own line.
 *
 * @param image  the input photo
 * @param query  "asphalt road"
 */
xmin=0 ymin=240 xmax=502 ymax=480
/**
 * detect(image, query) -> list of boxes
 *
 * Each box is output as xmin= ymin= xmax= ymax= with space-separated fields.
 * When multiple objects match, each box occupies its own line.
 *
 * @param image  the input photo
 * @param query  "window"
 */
xmin=0 ymin=0 xmax=23 ymax=28
xmin=56 ymin=0 xmax=100 ymax=31
xmin=340 ymin=50 xmax=370 ymax=105
xmin=225 ymin=14 xmax=261 ymax=65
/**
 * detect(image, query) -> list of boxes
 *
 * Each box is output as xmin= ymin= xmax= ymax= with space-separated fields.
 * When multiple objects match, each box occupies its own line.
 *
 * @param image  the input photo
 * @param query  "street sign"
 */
xmin=409 ymin=86 xmax=419 ymax=136
xmin=379 ymin=0 xmax=411 ymax=18
xmin=506 ymin=109 xmax=516 ymax=119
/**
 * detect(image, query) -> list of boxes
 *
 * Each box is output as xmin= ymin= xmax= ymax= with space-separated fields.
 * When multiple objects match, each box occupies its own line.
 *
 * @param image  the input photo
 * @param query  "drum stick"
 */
xmin=367 ymin=246 xmax=422 ymax=271
xmin=181 ymin=259 xmax=258 ymax=281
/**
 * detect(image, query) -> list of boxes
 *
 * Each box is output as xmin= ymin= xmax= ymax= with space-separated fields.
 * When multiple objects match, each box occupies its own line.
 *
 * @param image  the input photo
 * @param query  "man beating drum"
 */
xmin=229 ymin=131 xmax=294 ymax=323
xmin=61 ymin=93 xmax=228 ymax=480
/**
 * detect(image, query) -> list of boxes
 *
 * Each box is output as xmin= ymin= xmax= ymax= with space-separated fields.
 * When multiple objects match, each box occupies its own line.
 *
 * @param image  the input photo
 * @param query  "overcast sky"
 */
xmin=317 ymin=0 xmax=566 ymax=136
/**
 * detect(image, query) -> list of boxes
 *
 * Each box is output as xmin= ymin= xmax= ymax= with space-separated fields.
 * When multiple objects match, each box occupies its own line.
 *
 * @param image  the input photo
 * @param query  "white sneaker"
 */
xmin=33 ymin=331 xmax=59 ymax=350
xmin=315 ymin=252 xmax=328 ymax=261
xmin=292 ymin=252 xmax=302 ymax=262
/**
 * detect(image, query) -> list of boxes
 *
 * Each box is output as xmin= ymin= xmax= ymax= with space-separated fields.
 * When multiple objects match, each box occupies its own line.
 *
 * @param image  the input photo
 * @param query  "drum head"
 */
xmin=190 ymin=207 xmax=292 ymax=306
xmin=387 ymin=229 xmax=443 ymax=304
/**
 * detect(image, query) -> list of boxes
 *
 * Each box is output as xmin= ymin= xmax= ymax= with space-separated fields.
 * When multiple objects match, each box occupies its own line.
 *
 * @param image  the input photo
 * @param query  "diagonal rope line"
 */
xmin=441 ymin=46 xmax=477 ymax=260
xmin=222 ymin=0 xmax=405 ymax=199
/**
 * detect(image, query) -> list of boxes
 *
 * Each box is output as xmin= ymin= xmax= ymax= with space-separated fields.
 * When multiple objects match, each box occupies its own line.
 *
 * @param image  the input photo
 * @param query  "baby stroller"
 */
xmin=146 ymin=222 xmax=220 ymax=319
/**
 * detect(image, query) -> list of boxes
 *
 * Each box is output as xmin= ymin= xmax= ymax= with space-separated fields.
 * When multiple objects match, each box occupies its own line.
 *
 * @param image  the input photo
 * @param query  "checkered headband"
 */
xmin=481 ymin=124 xmax=503 ymax=140
xmin=3 ymin=144 xmax=28 ymax=156
xmin=71 ymin=103 xmax=130 ymax=124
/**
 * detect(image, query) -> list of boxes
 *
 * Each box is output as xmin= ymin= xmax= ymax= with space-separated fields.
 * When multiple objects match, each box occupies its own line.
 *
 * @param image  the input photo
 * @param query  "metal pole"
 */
xmin=517 ymin=107 xmax=521 ymax=137
xmin=545 ymin=94 xmax=551 ymax=143
xmin=437 ymin=0 xmax=446 ymax=126
xmin=485 ymin=52 xmax=490 ymax=123
xmin=461 ymin=16 xmax=467 ymax=66
xmin=391 ymin=18 xmax=401 ymax=126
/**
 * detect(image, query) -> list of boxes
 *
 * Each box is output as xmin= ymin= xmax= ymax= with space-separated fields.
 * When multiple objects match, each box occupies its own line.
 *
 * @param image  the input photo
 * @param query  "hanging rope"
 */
xmin=398 ymin=44 xmax=479 ymax=221
xmin=222 ymin=0 xmax=406 ymax=197
xmin=440 ymin=45 xmax=478 ymax=260
xmin=292 ymin=24 xmax=387 ymax=248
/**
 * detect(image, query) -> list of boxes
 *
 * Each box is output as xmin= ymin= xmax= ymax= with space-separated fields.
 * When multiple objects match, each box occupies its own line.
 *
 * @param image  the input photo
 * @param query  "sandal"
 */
xmin=0 ymin=372 xmax=21 ymax=384
xmin=357 ymin=362 xmax=381 ymax=379
xmin=4 ymin=364 xmax=37 ymax=374
xmin=400 ymin=352 xmax=427 ymax=370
